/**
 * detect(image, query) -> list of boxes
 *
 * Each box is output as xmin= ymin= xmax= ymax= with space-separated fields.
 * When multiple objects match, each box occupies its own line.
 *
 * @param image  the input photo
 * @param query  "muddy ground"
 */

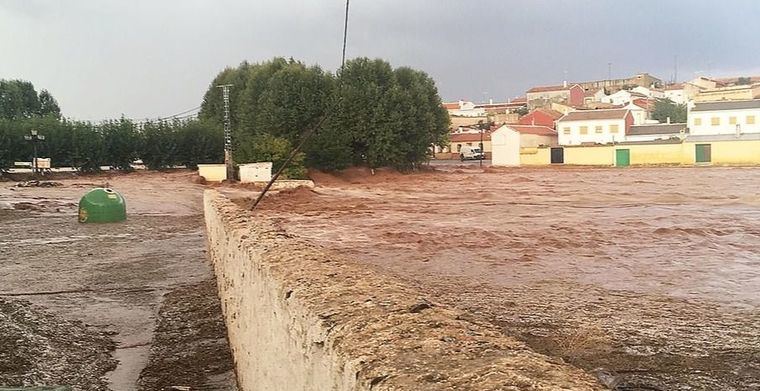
xmin=245 ymin=165 xmax=760 ymax=391
xmin=0 ymin=171 xmax=236 ymax=391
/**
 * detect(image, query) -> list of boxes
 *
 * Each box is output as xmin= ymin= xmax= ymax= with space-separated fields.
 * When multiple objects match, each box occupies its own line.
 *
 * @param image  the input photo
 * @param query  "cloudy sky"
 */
xmin=2 ymin=0 xmax=760 ymax=121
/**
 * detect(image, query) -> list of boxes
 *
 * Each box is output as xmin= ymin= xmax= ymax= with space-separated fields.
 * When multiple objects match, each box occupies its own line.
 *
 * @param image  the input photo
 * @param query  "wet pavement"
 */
xmin=0 ymin=172 xmax=236 ymax=391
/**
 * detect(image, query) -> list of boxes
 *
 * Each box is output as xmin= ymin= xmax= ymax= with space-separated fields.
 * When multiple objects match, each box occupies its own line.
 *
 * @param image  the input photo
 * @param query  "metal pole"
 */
xmin=342 ymin=0 xmax=350 ymax=67
xmin=32 ymin=140 xmax=37 ymax=174
xmin=479 ymin=127 xmax=483 ymax=168
xmin=217 ymin=84 xmax=235 ymax=182
xmin=249 ymin=0 xmax=351 ymax=211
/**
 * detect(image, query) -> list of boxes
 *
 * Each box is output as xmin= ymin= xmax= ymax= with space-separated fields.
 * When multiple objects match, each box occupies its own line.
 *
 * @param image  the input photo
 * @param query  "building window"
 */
xmin=457 ymin=144 xmax=462 ymax=152
xmin=580 ymin=126 xmax=588 ymax=135
xmin=748 ymin=115 xmax=756 ymax=125
xmin=467 ymin=142 xmax=472 ymax=146
xmin=729 ymin=116 xmax=737 ymax=125
xmin=694 ymin=117 xmax=702 ymax=126
xmin=563 ymin=127 xmax=571 ymax=135
xmin=711 ymin=117 xmax=720 ymax=126
xmin=610 ymin=124 xmax=619 ymax=133
xmin=595 ymin=125 xmax=603 ymax=133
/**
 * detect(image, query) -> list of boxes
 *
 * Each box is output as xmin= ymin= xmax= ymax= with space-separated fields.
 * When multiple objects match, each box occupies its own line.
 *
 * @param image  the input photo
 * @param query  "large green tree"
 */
xmin=652 ymin=98 xmax=687 ymax=123
xmin=199 ymin=57 xmax=449 ymax=173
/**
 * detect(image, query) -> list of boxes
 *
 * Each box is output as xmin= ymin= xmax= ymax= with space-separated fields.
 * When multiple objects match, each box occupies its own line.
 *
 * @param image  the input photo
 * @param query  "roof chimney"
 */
xmin=563 ymin=80 xmax=568 ymax=88
xmin=666 ymin=116 xmax=671 ymax=124
xmin=489 ymin=98 xmax=493 ymax=104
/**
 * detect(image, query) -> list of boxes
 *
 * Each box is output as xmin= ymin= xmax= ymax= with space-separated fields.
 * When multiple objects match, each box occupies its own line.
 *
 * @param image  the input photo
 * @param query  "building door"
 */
xmin=550 ymin=147 xmax=564 ymax=164
xmin=695 ymin=144 xmax=712 ymax=163
xmin=615 ymin=149 xmax=630 ymax=167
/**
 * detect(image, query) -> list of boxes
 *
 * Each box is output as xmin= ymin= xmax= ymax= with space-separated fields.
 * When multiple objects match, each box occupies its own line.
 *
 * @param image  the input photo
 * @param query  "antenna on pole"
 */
xmin=217 ymin=84 xmax=235 ymax=182
xmin=674 ymin=55 xmax=678 ymax=83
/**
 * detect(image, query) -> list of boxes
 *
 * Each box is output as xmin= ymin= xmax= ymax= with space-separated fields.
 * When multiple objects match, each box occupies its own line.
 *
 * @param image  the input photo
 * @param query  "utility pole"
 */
xmin=217 ymin=84 xmax=235 ymax=182
xmin=608 ymin=62 xmax=612 ymax=82
xmin=24 ymin=129 xmax=45 ymax=174
xmin=674 ymin=55 xmax=678 ymax=83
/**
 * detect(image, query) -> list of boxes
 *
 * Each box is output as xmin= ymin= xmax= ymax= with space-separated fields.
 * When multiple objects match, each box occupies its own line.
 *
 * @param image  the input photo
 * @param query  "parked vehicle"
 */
xmin=460 ymin=145 xmax=485 ymax=161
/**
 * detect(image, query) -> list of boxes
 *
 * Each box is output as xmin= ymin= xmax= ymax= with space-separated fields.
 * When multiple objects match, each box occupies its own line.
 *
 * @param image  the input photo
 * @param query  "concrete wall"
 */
xmin=564 ymin=145 xmax=615 ymax=165
xmin=625 ymin=143 xmax=693 ymax=165
xmin=520 ymin=147 xmax=551 ymax=165
xmin=198 ymin=164 xmax=227 ymax=182
xmin=239 ymin=162 xmax=272 ymax=183
xmin=204 ymin=191 xmax=602 ymax=391
xmin=702 ymin=139 xmax=760 ymax=164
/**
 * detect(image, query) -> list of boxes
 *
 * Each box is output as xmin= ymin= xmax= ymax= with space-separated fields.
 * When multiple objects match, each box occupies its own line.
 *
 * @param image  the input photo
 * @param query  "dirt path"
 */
xmin=246 ymin=166 xmax=760 ymax=390
xmin=0 ymin=171 xmax=236 ymax=391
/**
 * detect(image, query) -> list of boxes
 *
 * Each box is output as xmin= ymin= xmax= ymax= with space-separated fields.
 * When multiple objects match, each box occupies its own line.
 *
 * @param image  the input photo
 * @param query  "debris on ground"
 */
xmin=137 ymin=279 xmax=237 ymax=391
xmin=0 ymin=298 xmax=116 ymax=391
xmin=15 ymin=181 xmax=64 ymax=188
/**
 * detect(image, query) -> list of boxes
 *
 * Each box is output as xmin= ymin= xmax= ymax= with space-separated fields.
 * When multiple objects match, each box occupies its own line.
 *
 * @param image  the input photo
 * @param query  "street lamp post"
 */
xmin=24 ymin=129 xmax=45 ymax=174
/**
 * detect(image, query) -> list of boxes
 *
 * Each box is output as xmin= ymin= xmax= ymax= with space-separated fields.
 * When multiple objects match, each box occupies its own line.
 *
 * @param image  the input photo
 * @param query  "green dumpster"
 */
xmin=78 ymin=188 xmax=127 ymax=223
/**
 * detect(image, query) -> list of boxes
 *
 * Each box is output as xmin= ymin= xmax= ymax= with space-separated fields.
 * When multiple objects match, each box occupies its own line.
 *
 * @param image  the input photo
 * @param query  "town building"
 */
xmin=526 ymin=83 xmax=584 ymax=110
xmin=442 ymin=101 xmax=486 ymax=117
xmin=517 ymin=108 xmax=563 ymax=128
xmin=689 ymin=100 xmax=760 ymax=136
xmin=693 ymin=84 xmax=760 ymax=103
xmin=444 ymin=127 xmax=494 ymax=159
xmin=601 ymin=90 xmax=647 ymax=106
xmin=576 ymin=73 xmax=662 ymax=91
xmin=556 ymin=109 xmax=633 ymax=145
xmin=626 ymin=123 xmax=687 ymax=142
xmin=491 ymin=125 xmax=558 ymax=166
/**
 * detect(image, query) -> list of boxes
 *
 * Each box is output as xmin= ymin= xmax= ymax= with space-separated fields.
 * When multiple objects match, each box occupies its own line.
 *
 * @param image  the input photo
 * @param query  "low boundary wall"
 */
xmin=204 ymin=190 xmax=601 ymax=391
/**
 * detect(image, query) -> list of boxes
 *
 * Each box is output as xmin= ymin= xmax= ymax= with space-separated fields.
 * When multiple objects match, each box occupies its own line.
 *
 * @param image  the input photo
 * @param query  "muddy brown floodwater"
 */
xmin=250 ymin=166 xmax=760 ymax=390
xmin=0 ymin=171 xmax=236 ymax=391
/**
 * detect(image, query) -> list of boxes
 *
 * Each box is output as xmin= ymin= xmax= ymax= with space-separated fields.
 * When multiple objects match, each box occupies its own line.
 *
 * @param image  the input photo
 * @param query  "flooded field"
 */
xmin=253 ymin=166 xmax=760 ymax=390
xmin=0 ymin=171 xmax=236 ymax=391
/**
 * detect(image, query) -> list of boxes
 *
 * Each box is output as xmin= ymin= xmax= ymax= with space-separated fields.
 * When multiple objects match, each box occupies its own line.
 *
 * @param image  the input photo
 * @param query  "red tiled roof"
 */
xmin=449 ymin=132 xmax=491 ymax=142
xmin=632 ymin=98 xmax=654 ymax=110
xmin=442 ymin=102 xmax=460 ymax=110
xmin=510 ymin=96 xmax=527 ymax=104
xmin=506 ymin=125 xmax=557 ymax=136
xmin=535 ymin=108 xmax=564 ymax=119
xmin=558 ymin=109 xmax=630 ymax=122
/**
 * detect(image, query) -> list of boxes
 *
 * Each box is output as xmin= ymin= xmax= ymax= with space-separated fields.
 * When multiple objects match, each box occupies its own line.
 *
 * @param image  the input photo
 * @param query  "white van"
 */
xmin=459 ymin=145 xmax=485 ymax=161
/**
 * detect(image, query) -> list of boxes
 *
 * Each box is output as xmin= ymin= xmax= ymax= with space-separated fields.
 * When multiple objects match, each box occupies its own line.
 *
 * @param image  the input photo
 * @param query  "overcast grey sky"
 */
xmin=2 ymin=0 xmax=760 ymax=121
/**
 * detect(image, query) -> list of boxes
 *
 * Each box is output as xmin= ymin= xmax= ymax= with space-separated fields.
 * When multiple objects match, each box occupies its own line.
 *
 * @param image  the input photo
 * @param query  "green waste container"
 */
xmin=78 ymin=188 xmax=127 ymax=223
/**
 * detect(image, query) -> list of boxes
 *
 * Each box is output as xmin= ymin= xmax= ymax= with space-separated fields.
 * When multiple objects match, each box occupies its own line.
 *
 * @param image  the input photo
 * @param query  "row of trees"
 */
xmin=0 ymin=116 xmax=223 ymax=171
xmin=199 ymin=57 xmax=450 ymax=172
xmin=2 ymin=58 xmax=449 ymax=176
xmin=0 ymin=79 xmax=61 ymax=120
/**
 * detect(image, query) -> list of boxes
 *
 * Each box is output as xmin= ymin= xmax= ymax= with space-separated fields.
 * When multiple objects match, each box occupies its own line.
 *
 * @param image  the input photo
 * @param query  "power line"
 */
xmin=250 ymin=0 xmax=351 ymax=211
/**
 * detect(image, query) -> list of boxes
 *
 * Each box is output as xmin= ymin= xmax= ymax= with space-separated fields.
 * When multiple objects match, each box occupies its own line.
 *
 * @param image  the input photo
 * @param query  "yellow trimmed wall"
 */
xmin=698 ymin=140 xmax=760 ymax=165
xmin=626 ymin=143 xmax=693 ymax=165
xmin=564 ymin=145 xmax=615 ymax=165
xmin=524 ymin=140 xmax=760 ymax=167
xmin=520 ymin=147 xmax=551 ymax=165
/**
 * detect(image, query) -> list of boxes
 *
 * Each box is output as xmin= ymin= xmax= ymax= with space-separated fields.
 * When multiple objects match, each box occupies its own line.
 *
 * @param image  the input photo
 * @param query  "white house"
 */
xmin=626 ymin=123 xmax=687 ymax=142
xmin=688 ymin=100 xmax=760 ymax=136
xmin=443 ymin=101 xmax=486 ymax=117
xmin=556 ymin=109 xmax=633 ymax=145
xmin=622 ymin=100 xmax=651 ymax=125
xmin=491 ymin=125 xmax=558 ymax=166
xmin=600 ymin=90 xmax=647 ymax=106
xmin=663 ymin=84 xmax=687 ymax=104
xmin=632 ymin=86 xmax=665 ymax=99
